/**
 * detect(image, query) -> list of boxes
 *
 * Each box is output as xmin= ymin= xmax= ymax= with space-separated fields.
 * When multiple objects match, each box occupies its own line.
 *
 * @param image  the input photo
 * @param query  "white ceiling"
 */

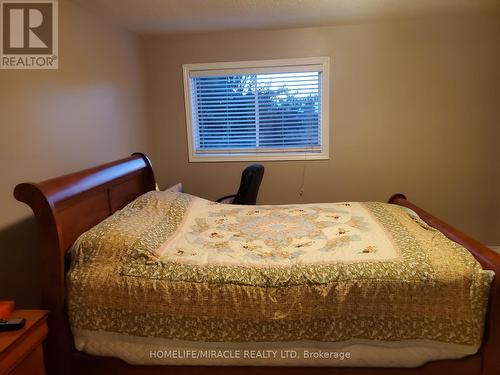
xmin=75 ymin=0 xmax=500 ymax=35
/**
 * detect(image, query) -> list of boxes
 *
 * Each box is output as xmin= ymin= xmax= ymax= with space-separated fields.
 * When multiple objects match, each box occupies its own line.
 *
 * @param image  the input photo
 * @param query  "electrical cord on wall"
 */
xmin=299 ymin=146 xmax=309 ymax=197
xmin=299 ymin=162 xmax=306 ymax=197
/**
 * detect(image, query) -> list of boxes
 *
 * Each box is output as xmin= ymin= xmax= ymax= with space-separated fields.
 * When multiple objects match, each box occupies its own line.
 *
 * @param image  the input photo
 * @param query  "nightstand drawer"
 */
xmin=10 ymin=345 xmax=45 ymax=375
xmin=0 ymin=310 xmax=48 ymax=375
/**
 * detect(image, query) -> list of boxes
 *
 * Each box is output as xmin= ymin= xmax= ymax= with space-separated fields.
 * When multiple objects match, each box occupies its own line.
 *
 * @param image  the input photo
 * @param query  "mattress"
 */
xmin=67 ymin=191 xmax=493 ymax=367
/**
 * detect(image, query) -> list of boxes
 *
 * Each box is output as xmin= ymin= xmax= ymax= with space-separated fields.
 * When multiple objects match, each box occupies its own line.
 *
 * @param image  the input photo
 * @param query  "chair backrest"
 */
xmin=232 ymin=164 xmax=265 ymax=205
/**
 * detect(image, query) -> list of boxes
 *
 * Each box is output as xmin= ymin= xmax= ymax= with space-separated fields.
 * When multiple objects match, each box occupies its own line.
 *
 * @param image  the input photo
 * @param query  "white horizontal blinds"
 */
xmin=192 ymin=75 xmax=257 ymax=151
xmin=257 ymin=72 xmax=320 ymax=150
xmin=191 ymin=67 xmax=321 ymax=154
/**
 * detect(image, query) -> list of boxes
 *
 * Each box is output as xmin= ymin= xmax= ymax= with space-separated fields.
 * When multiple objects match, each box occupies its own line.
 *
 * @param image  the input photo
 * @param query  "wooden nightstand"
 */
xmin=0 ymin=310 xmax=48 ymax=375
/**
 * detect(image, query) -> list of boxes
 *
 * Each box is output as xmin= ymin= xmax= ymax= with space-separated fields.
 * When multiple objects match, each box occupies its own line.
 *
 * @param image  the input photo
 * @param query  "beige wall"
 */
xmin=144 ymin=15 xmax=500 ymax=245
xmin=1 ymin=7 xmax=498 ymax=306
xmin=490 ymin=18 xmax=500 ymax=246
xmin=494 ymin=45 xmax=500 ymax=245
xmin=0 ymin=0 xmax=149 ymax=306
xmin=495 ymin=101 xmax=500 ymax=245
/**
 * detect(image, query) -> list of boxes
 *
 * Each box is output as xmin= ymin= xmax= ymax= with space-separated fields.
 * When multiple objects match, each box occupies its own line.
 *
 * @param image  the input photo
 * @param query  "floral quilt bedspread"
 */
xmin=68 ymin=191 xmax=493 ymax=347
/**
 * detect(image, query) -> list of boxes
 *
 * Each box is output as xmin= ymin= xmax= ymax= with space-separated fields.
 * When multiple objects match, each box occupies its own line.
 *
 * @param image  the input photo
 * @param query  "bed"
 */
xmin=13 ymin=153 xmax=500 ymax=375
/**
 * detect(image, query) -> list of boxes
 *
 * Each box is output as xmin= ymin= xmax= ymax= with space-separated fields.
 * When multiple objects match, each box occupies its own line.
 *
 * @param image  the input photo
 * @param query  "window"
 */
xmin=183 ymin=57 xmax=330 ymax=162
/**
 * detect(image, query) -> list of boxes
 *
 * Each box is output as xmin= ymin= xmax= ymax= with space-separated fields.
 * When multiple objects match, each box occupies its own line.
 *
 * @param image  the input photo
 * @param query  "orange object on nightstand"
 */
xmin=0 ymin=301 xmax=15 ymax=319
xmin=0 ymin=310 xmax=48 ymax=375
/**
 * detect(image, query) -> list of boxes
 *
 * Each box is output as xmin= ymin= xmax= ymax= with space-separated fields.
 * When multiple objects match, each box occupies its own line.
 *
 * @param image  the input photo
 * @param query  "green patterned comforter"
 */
xmin=67 ymin=191 xmax=493 ymax=347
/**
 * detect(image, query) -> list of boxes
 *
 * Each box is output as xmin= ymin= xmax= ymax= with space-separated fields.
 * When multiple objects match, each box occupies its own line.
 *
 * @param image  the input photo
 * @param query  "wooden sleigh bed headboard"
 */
xmin=14 ymin=153 xmax=156 ymax=374
xmin=13 ymin=153 xmax=500 ymax=375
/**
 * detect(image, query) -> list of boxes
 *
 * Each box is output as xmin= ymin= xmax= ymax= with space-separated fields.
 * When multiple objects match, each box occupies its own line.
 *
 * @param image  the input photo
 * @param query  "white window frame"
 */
xmin=182 ymin=57 xmax=330 ymax=162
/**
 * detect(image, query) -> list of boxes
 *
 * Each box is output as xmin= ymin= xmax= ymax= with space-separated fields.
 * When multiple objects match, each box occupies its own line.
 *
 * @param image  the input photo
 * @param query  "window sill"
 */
xmin=188 ymin=152 xmax=329 ymax=163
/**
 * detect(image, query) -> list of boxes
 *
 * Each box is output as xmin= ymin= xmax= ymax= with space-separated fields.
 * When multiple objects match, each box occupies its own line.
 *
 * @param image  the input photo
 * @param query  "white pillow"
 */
xmin=164 ymin=183 xmax=184 ymax=193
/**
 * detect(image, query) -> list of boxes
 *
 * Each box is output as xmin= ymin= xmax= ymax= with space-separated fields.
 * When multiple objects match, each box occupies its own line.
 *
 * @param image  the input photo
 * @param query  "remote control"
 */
xmin=0 ymin=318 xmax=26 ymax=331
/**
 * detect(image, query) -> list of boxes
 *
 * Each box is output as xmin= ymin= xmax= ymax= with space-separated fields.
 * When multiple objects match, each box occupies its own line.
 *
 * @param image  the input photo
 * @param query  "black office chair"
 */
xmin=216 ymin=164 xmax=265 ymax=205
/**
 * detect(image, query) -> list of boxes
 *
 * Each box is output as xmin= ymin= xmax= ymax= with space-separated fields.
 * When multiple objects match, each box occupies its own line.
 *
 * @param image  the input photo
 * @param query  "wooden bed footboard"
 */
xmin=12 ymin=155 xmax=499 ymax=375
xmin=388 ymin=194 xmax=500 ymax=375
